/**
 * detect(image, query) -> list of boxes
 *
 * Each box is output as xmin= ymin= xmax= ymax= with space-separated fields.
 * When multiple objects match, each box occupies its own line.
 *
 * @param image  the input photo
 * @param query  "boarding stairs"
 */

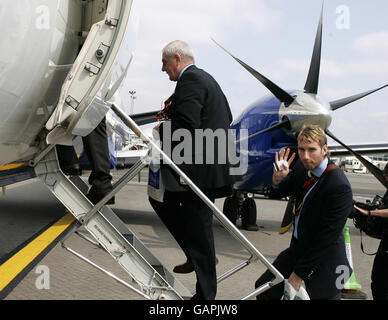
xmin=32 ymin=103 xmax=284 ymax=300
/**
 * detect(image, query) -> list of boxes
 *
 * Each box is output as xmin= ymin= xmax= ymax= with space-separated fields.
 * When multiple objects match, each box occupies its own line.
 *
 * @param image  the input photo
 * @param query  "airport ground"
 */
xmin=0 ymin=169 xmax=384 ymax=301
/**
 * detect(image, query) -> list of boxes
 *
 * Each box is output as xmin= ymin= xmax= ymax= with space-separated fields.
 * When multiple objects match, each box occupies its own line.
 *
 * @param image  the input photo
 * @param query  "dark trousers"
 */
xmin=255 ymin=247 xmax=295 ymax=300
xmin=82 ymin=119 xmax=112 ymax=196
xmin=56 ymin=146 xmax=79 ymax=170
xmin=254 ymin=246 xmax=341 ymax=300
xmin=371 ymin=237 xmax=388 ymax=300
xmin=149 ymin=189 xmax=217 ymax=300
xmin=56 ymin=119 xmax=112 ymax=196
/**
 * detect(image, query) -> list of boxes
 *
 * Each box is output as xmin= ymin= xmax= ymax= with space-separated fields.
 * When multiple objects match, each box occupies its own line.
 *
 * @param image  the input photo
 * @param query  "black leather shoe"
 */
xmin=62 ymin=164 xmax=82 ymax=176
xmin=173 ymin=257 xmax=219 ymax=274
xmin=87 ymin=192 xmax=115 ymax=205
xmin=173 ymin=260 xmax=195 ymax=274
xmin=243 ymin=223 xmax=259 ymax=231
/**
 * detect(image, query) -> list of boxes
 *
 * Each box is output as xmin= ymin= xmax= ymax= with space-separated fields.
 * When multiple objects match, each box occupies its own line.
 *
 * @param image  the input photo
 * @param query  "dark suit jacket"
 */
xmin=160 ymin=65 xmax=235 ymax=197
xmin=269 ymin=159 xmax=353 ymax=298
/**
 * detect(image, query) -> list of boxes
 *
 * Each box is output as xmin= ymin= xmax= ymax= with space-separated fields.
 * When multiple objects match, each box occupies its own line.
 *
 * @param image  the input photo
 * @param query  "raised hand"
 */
xmin=272 ymin=148 xmax=296 ymax=186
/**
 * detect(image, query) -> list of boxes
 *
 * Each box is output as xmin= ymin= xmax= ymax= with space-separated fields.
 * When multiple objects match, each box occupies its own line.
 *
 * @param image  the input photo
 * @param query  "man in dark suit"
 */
xmin=149 ymin=40 xmax=235 ymax=300
xmin=254 ymin=124 xmax=353 ymax=300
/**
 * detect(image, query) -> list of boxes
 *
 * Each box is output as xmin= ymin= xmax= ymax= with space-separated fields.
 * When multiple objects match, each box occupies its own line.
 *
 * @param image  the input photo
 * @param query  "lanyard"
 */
xmin=295 ymin=165 xmax=338 ymax=216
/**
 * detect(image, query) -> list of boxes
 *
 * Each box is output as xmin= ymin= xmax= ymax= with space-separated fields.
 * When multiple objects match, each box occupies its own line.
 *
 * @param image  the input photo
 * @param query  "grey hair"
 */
xmin=162 ymin=40 xmax=195 ymax=63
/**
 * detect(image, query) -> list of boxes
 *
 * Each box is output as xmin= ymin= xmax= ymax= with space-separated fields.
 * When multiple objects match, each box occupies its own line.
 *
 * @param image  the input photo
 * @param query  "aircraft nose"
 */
xmin=279 ymin=92 xmax=332 ymax=135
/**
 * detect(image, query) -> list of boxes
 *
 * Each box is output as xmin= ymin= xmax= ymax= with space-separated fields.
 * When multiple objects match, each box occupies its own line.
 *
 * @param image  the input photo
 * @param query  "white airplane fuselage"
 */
xmin=0 ymin=0 xmax=82 ymax=165
xmin=0 ymin=0 xmax=135 ymax=167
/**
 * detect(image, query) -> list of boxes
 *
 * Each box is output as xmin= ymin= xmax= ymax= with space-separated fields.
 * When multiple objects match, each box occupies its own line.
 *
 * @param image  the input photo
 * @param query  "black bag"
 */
xmin=351 ymin=195 xmax=388 ymax=240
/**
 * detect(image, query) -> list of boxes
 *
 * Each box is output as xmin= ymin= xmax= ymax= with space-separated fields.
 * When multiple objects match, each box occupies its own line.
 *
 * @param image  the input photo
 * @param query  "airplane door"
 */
xmin=46 ymin=0 xmax=134 ymax=145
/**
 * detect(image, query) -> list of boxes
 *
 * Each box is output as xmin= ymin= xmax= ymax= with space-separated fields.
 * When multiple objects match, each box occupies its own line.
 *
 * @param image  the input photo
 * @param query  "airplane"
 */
xmin=1 ymin=1 xmax=387 ymax=234
xmin=1 ymin=0 xmax=387 ymax=300
xmin=0 ymin=1 xmax=290 ymax=300
xmin=212 ymin=5 xmax=388 ymax=232
xmin=0 ymin=0 xmax=205 ymax=300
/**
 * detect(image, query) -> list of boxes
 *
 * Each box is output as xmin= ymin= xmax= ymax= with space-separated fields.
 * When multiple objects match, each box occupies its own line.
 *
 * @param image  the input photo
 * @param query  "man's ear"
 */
xmin=323 ymin=144 xmax=328 ymax=155
xmin=174 ymin=53 xmax=182 ymax=65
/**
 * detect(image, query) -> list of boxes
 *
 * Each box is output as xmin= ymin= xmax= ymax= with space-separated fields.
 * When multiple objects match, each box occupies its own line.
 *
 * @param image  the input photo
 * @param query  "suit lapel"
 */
xmin=299 ymin=160 xmax=335 ymax=216
xmin=301 ymin=177 xmax=323 ymax=212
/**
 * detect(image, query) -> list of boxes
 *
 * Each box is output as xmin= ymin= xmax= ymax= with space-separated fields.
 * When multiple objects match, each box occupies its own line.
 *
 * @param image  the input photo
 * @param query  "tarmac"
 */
xmin=0 ymin=169 xmax=384 ymax=301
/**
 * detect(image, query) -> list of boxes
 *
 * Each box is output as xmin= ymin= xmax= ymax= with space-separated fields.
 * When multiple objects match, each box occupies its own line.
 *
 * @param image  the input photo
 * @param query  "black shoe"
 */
xmin=62 ymin=164 xmax=82 ymax=176
xmin=243 ymin=224 xmax=259 ymax=231
xmin=173 ymin=260 xmax=195 ymax=274
xmin=173 ymin=257 xmax=219 ymax=274
xmin=87 ymin=192 xmax=115 ymax=205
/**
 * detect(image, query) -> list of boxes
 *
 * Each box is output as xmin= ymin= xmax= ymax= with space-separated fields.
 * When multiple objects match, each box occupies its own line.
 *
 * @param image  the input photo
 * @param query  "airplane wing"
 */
xmin=329 ymin=143 xmax=388 ymax=156
xmin=0 ymin=163 xmax=35 ymax=188
xmin=131 ymin=111 xmax=159 ymax=126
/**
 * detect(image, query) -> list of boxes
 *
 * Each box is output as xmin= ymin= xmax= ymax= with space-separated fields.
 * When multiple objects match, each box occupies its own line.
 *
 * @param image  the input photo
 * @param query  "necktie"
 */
xmin=294 ymin=172 xmax=318 ymax=217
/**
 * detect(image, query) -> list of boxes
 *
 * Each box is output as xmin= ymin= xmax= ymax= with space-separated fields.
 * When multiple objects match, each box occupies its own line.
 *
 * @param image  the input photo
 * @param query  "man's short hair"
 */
xmin=162 ymin=40 xmax=195 ymax=63
xmin=297 ymin=124 xmax=327 ymax=148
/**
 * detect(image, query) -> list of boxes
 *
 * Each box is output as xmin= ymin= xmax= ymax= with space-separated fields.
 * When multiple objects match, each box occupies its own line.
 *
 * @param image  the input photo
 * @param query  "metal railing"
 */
xmin=109 ymin=103 xmax=284 ymax=300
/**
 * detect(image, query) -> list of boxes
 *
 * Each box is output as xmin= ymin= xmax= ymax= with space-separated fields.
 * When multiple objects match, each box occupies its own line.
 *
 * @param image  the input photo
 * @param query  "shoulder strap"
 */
xmin=317 ymin=163 xmax=341 ymax=181
xmin=359 ymin=230 xmax=378 ymax=256
xmin=325 ymin=164 xmax=339 ymax=173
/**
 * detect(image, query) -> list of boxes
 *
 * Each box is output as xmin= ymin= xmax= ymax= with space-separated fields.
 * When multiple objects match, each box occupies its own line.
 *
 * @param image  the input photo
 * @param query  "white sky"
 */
xmin=119 ymin=0 xmax=388 ymax=145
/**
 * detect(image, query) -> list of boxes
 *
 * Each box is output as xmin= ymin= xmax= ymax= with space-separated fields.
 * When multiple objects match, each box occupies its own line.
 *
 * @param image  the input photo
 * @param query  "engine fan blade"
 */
xmin=325 ymin=129 xmax=388 ymax=189
xmin=304 ymin=4 xmax=323 ymax=94
xmin=279 ymin=196 xmax=295 ymax=234
xmin=329 ymin=84 xmax=388 ymax=111
xmin=236 ymin=119 xmax=291 ymax=145
xmin=212 ymin=39 xmax=295 ymax=106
